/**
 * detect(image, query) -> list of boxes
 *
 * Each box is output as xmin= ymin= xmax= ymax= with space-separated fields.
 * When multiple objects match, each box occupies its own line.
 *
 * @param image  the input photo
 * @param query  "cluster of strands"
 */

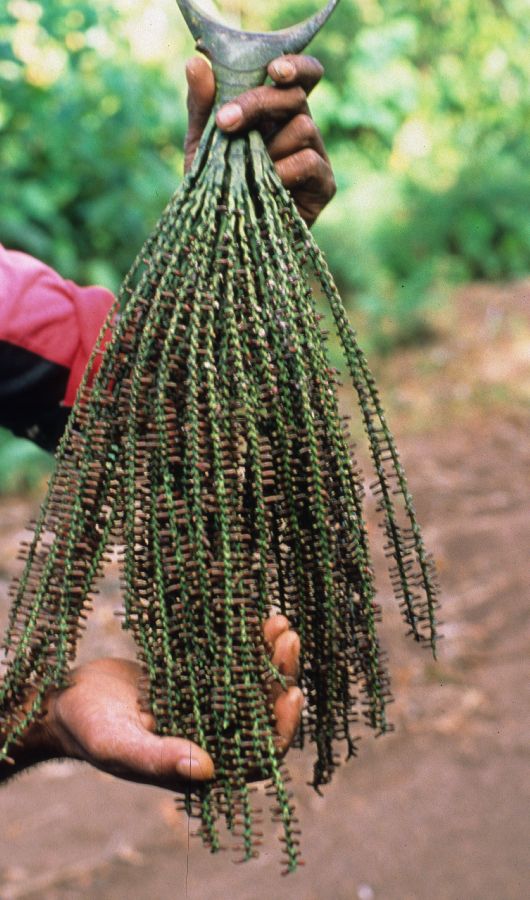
xmin=0 ymin=119 xmax=438 ymax=873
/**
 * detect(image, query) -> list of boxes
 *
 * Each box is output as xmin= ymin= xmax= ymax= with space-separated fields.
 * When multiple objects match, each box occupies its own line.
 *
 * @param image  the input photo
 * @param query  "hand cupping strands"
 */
xmin=0 ymin=0 xmax=438 ymax=875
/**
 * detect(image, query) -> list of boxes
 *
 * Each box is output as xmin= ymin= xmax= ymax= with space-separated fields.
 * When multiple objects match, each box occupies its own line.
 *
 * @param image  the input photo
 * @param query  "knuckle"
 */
xmin=245 ymin=88 xmax=266 ymax=121
xmin=234 ymin=90 xmax=254 ymax=118
xmin=251 ymin=87 xmax=264 ymax=111
xmin=327 ymin=173 xmax=337 ymax=200
xmin=306 ymin=55 xmax=325 ymax=77
xmin=293 ymin=85 xmax=308 ymax=107
xmin=302 ymin=148 xmax=322 ymax=175
xmin=295 ymin=113 xmax=317 ymax=144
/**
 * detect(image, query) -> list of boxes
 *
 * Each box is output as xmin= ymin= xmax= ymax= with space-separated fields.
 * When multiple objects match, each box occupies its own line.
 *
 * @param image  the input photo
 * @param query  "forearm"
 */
xmin=0 ymin=244 xmax=114 ymax=451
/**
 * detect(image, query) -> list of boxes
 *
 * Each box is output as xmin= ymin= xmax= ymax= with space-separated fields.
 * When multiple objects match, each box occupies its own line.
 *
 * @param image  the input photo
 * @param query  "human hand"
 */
xmin=7 ymin=615 xmax=302 ymax=791
xmin=184 ymin=54 xmax=336 ymax=226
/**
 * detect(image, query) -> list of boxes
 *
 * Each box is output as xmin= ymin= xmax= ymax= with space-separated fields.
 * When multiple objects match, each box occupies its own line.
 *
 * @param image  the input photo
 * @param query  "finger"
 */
xmin=184 ymin=56 xmax=215 ymax=169
xmin=95 ymin=721 xmax=215 ymax=783
xmin=274 ymin=687 xmax=305 ymax=755
xmin=267 ymin=113 xmax=327 ymax=164
xmin=275 ymin=147 xmax=336 ymax=200
xmin=268 ymin=54 xmax=324 ymax=96
xmin=186 ymin=56 xmax=215 ymax=130
xmin=272 ymin=629 xmax=300 ymax=681
xmin=216 ymin=85 xmax=308 ymax=133
xmin=263 ymin=614 xmax=290 ymax=647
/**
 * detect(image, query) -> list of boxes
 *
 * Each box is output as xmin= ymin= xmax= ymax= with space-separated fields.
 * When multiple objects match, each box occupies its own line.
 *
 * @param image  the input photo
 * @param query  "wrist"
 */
xmin=0 ymin=688 xmax=62 ymax=784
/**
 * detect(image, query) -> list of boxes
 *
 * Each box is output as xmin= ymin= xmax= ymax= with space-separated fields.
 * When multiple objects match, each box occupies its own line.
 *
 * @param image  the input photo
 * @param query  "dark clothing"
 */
xmin=0 ymin=245 xmax=114 ymax=451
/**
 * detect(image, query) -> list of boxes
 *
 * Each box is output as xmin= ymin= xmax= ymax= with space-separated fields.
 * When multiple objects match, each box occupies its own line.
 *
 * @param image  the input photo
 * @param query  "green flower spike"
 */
xmin=0 ymin=0 xmax=438 ymax=874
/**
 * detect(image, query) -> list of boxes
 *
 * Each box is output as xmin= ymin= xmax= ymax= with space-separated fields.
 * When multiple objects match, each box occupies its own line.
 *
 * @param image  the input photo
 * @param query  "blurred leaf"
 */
xmin=0 ymin=429 xmax=53 ymax=496
xmin=0 ymin=0 xmax=528 ymax=385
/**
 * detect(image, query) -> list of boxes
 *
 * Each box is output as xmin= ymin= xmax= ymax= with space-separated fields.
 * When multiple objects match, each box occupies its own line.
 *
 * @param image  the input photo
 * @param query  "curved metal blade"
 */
xmin=175 ymin=0 xmax=340 ymax=65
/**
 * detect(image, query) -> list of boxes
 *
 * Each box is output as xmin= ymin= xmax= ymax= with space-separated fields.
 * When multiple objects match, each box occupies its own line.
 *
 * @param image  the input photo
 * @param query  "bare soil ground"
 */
xmin=0 ymin=279 xmax=528 ymax=900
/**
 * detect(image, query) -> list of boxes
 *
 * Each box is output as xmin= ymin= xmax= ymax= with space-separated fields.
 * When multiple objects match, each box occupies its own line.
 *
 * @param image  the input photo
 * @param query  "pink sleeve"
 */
xmin=0 ymin=244 xmax=115 ymax=406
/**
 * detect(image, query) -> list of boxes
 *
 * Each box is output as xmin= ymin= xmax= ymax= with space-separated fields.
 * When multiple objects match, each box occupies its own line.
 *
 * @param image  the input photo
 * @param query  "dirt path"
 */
xmin=0 ymin=280 xmax=528 ymax=900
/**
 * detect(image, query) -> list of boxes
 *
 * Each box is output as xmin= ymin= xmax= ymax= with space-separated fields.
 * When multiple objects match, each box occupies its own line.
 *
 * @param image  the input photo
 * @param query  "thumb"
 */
xmin=111 ymin=720 xmax=215 ymax=783
xmin=184 ymin=56 xmax=216 ymax=171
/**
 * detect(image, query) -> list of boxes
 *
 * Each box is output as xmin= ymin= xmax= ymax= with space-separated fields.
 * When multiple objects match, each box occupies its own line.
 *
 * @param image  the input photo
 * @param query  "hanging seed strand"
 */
xmin=1 ymin=89 xmax=438 ymax=872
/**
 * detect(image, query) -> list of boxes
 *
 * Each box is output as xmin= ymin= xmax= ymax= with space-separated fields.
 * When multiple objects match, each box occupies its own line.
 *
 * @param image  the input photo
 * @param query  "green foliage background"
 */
xmin=0 ymin=0 xmax=529 ymax=488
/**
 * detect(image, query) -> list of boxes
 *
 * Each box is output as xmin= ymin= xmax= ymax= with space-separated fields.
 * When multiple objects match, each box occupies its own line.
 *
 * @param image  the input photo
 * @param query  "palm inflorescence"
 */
xmin=0 ymin=119 xmax=438 ymax=871
xmin=0 ymin=0 xmax=439 ymax=870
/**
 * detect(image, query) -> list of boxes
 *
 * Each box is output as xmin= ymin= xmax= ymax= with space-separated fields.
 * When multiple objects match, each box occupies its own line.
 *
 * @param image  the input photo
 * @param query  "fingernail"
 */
xmin=176 ymin=756 xmax=205 ymax=779
xmin=271 ymin=59 xmax=295 ymax=80
xmin=217 ymin=103 xmax=242 ymax=129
